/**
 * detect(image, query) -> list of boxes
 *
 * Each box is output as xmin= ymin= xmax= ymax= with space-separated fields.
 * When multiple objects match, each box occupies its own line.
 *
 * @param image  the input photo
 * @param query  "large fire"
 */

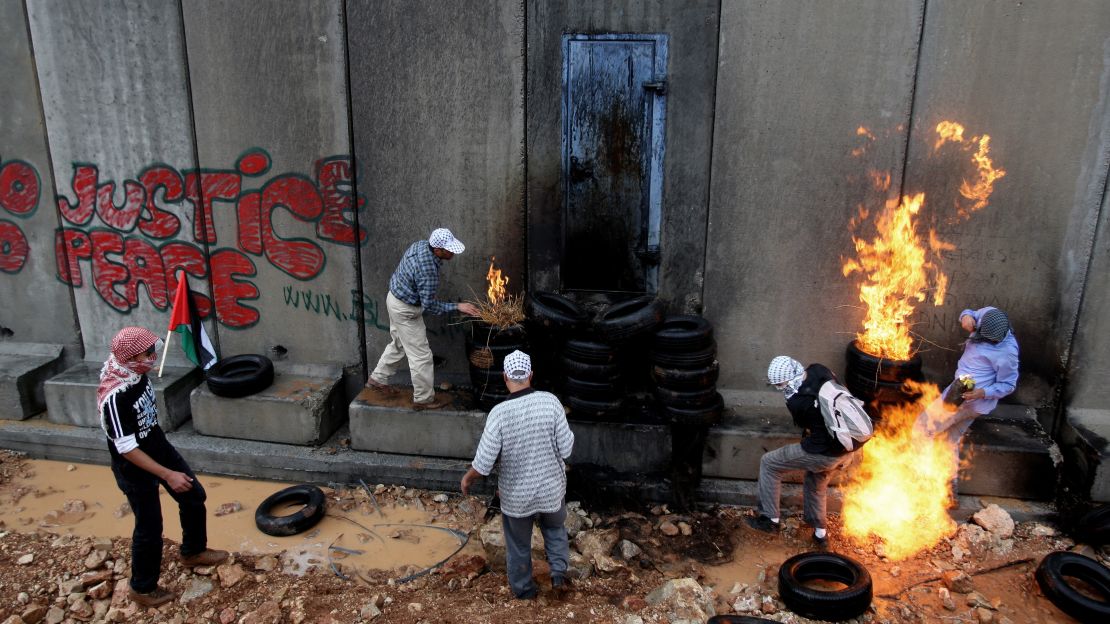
xmin=842 ymin=121 xmax=1005 ymax=360
xmin=840 ymin=122 xmax=1005 ymax=559
xmin=841 ymin=381 xmax=961 ymax=560
xmin=486 ymin=257 xmax=509 ymax=304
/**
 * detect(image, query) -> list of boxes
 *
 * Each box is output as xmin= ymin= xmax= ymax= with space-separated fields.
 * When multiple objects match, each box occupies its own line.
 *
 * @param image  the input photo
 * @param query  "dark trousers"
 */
xmin=110 ymin=445 xmax=207 ymax=592
xmin=501 ymin=504 xmax=569 ymax=598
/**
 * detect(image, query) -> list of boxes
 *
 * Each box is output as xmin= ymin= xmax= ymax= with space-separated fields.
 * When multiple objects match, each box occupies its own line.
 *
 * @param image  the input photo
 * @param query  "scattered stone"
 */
xmin=433 ymin=494 xmax=449 ymax=503
xmin=951 ymin=544 xmax=968 ymax=562
xmin=958 ymin=523 xmax=990 ymax=545
xmin=87 ymin=582 xmax=111 ymax=601
xmin=112 ymin=503 xmax=131 ymax=519
xmin=971 ymin=505 xmax=1014 ymax=538
xmin=59 ymin=578 xmax=85 ymax=595
xmin=620 ymin=595 xmax=648 ymax=611
xmin=1028 ymin=523 xmax=1057 ymax=537
xmin=678 ymin=521 xmax=693 ymax=536
xmin=890 ymin=566 xmax=900 ymax=577
xmin=618 ymin=540 xmax=643 ymax=560
xmin=254 ymin=555 xmax=278 ymax=572
xmin=623 ymin=616 xmax=644 ymax=624
xmin=574 ymin=528 xmax=620 ymax=561
xmin=193 ymin=565 xmax=215 ymax=576
xmin=68 ymin=598 xmax=93 ymax=620
xmin=967 ymin=592 xmax=994 ymax=609
xmin=760 ymin=595 xmax=777 ymax=614
xmin=566 ymin=552 xmax=593 ymax=580
xmin=976 ymin=607 xmax=994 ymax=623
xmin=942 ymin=570 xmax=974 ymax=594
xmin=645 ymin=578 xmax=716 ymax=622
xmin=939 ymin=587 xmax=956 ymax=611
xmin=729 ymin=582 xmax=746 ymax=596
xmin=733 ymin=594 xmax=759 ymax=613
xmin=214 ymin=501 xmax=242 ymax=516
xmin=62 ymin=499 xmax=86 ymax=514
xmin=2 ymin=616 xmax=25 ymax=624
xmin=359 ymin=602 xmax=382 ymax=620
xmin=659 ymin=521 xmax=680 ymax=537
xmin=16 ymin=554 xmax=33 ymax=565
xmin=219 ymin=607 xmax=236 ymax=624
xmin=91 ymin=537 xmax=113 ymax=552
xmin=240 ymin=600 xmax=282 ymax=624
xmin=180 ymin=578 xmax=214 ymax=603
xmin=43 ymin=607 xmax=64 ymax=624
xmin=16 ymin=592 xmax=29 ymax=605
xmin=83 ymin=549 xmax=108 ymax=570
xmin=650 ymin=505 xmax=667 ymax=516
xmin=407 ymin=602 xmax=423 ymax=613
xmin=564 ymin=509 xmax=585 ymax=538
xmin=594 ymin=554 xmax=626 ymax=574
xmin=440 ymin=554 xmax=487 ymax=578
xmin=479 ymin=515 xmax=546 ymax=570
xmin=218 ymin=563 xmax=247 ymax=588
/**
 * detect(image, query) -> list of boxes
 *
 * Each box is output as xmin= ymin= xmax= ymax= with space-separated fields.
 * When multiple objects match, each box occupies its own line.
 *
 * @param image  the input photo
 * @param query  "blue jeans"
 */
xmin=110 ymin=445 xmax=207 ymax=593
xmin=501 ymin=504 xmax=569 ymax=598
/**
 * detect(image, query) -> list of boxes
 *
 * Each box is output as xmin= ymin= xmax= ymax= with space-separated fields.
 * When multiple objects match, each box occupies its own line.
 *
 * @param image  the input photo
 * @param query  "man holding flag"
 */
xmin=160 ymin=272 xmax=217 ymax=376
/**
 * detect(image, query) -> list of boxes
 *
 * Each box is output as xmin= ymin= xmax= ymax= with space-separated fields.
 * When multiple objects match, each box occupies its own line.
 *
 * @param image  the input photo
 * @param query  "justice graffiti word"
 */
xmin=0 ymin=157 xmax=39 ymax=274
xmin=50 ymin=149 xmax=368 ymax=328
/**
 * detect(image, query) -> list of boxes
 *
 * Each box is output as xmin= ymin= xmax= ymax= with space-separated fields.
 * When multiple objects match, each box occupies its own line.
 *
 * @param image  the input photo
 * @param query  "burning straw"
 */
xmin=463 ymin=257 xmax=525 ymax=329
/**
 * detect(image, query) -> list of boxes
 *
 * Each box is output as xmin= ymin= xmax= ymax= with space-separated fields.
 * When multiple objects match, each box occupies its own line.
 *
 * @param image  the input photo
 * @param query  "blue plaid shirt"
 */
xmin=389 ymin=241 xmax=457 ymax=315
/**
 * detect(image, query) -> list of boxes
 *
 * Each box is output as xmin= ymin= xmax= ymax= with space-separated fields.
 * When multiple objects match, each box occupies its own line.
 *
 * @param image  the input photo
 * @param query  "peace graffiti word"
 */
xmin=0 ymin=157 xmax=40 ymax=274
xmin=46 ymin=149 xmax=365 ymax=328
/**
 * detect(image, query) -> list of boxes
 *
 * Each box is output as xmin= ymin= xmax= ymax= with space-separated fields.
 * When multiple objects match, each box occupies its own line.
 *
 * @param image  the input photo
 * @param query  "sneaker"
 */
xmin=744 ymin=514 xmax=780 ymax=534
xmin=412 ymin=394 xmax=452 ymax=411
xmin=128 ymin=586 xmax=175 ymax=607
xmin=812 ymin=532 xmax=829 ymax=550
xmin=180 ymin=548 xmax=229 ymax=567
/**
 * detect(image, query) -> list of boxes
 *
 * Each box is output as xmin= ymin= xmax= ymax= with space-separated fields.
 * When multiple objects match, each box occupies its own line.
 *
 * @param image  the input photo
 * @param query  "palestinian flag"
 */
xmin=168 ymin=275 xmax=216 ymax=370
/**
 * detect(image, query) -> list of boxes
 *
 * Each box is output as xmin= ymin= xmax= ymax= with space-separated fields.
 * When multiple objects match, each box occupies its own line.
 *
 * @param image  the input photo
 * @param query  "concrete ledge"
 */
xmin=349 ymin=390 xmax=671 ymax=472
xmin=191 ymin=370 xmax=344 ymax=446
xmin=0 ymin=342 xmax=65 ymax=420
xmin=1059 ymin=407 xmax=1110 ymax=503
xmin=44 ymin=362 xmax=200 ymax=431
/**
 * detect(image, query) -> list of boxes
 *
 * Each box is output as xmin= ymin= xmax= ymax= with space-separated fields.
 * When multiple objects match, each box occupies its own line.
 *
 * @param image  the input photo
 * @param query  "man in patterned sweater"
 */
xmin=461 ymin=350 xmax=575 ymax=599
xmin=99 ymin=327 xmax=228 ymax=607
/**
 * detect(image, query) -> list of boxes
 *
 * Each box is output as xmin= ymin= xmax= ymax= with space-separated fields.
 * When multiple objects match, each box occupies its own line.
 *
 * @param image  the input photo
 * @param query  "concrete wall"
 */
xmin=347 ymin=0 xmax=525 ymax=380
xmin=0 ymin=0 xmax=80 ymax=357
xmin=901 ymin=0 xmax=1110 ymax=408
xmin=182 ymin=0 xmax=359 ymax=369
xmin=704 ymin=0 xmax=924 ymax=390
xmin=27 ymin=0 xmax=199 ymax=367
xmin=527 ymin=0 xmax=720 ymax=312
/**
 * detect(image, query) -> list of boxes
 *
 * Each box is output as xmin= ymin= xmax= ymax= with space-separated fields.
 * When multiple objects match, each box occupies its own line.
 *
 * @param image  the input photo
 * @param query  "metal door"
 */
xmin=562 ymin=34 xmax=667 ymax=294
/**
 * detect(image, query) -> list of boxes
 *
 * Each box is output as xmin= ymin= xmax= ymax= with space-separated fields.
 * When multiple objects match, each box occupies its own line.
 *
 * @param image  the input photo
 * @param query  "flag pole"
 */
xmin=158 ymin=270 xmax=183 ymax=378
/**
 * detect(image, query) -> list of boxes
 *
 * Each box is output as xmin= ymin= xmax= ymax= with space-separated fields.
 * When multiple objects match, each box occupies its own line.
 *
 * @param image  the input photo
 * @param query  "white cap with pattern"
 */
xmin=503 ymin=350 xmax=532 ymax=381
xmin=767 ymin=355 xmax=804 ymax=385
xmin=429 ymin=228 xmax=465 ymax=254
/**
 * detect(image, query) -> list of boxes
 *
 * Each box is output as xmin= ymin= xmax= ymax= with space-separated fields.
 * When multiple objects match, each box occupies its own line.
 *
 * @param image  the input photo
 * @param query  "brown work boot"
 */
xmin=412 ymin=393 xmax=452 ymax=411
xmin=365 ymin=377 xmax=399 ymax=395
xmin=128 ymin=586 xmax=175 ymax=607
xmin=180 ymin=548 xmax=229 ymax=567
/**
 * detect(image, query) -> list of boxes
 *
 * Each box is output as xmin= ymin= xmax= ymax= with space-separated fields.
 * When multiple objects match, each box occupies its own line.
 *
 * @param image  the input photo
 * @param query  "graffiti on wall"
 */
xmin=44 ymin=149 xmax=368 ymax=329
xmin=0 ymin=157 xmax=40 ymax=274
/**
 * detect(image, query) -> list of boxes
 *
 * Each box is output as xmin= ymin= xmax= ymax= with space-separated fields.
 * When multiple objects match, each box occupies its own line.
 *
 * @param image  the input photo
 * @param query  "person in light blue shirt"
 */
xmin=915 ymin=306 xmax=1019 ymax=494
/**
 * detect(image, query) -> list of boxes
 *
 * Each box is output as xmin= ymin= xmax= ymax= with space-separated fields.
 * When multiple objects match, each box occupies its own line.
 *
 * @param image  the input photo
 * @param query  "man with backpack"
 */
xmin=745 ymin=356 xmax=866 ymax=548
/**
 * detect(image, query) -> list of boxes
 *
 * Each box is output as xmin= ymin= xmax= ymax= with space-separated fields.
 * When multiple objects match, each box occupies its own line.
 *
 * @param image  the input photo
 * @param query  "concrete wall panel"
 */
xmin=903 ymin=0 xmax=1110 ymax=407
xmin=27 ymin=0 xmax=198 ymax=366
xmin=348 ymin=0 xmax=524 ymax=380
xmin=705 ymin=0 xmax=924 ymax=390
xmin=0 ymin=0 xmax=80 ymax=356
xmin=183 ymin=0 xmax=358 ymax=367
xmin=527 ymin=0 xmax=720 ymax=311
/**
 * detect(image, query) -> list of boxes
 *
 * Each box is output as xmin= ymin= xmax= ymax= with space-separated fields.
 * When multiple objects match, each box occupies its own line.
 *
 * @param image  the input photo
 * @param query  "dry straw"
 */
xmin=464 ymin=291 xmax=525 ymax=329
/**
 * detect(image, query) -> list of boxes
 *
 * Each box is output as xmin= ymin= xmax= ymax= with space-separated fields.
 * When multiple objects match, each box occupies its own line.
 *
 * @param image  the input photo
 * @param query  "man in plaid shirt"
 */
xmin=366 ymin=228 xmax=478 ymax=409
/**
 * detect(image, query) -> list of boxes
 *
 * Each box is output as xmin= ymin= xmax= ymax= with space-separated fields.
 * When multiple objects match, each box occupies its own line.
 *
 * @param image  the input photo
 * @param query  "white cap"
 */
xmin=767 ymin=356 xmax=804 ymax=385
xmin=503 ymin=350 xmax=532 ymax=381
xmin=429 ymin=228 xmax=465 ymax=254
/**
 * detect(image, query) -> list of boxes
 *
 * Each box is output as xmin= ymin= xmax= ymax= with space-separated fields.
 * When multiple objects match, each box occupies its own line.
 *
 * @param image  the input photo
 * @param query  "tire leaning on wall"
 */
xmin=206 ymin=354 xmax=275 ymax=398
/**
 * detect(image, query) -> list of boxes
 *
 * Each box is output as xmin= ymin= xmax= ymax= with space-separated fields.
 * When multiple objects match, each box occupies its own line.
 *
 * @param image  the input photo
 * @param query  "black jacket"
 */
xmin=785 ymin=364 xmax=847 ymax=457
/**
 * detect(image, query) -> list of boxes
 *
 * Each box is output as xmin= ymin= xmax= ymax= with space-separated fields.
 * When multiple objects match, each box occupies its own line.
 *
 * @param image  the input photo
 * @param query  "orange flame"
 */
xmin=843 ymin=121 xmax=1004 ymax=360
xmin=486 ymin=257 xmax=509 ymax=304
xmin=841 ymin=381 xmax=959 ymax=560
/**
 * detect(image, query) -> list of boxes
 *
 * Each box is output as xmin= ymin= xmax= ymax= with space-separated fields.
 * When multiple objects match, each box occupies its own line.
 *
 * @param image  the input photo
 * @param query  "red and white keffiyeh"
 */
xmin=97 ymin=327 xmax=159 ymax=411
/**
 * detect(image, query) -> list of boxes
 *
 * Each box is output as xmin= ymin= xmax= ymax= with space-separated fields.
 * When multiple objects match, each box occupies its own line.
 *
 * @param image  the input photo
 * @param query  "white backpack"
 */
xmin=816 ymin=380 xmax=873 ymax=451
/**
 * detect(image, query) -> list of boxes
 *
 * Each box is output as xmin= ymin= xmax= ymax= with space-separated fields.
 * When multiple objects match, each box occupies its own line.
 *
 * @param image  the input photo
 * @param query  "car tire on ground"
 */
xmin=206 ymin=354 xmax=275 ymax=398
xmin=255 ymin=484 xmax=327 ymax=537
xmin=777 ymin=552 xmax=873 ymax=621
xmin=1035 ymin=551 xmax=1110 ymax=623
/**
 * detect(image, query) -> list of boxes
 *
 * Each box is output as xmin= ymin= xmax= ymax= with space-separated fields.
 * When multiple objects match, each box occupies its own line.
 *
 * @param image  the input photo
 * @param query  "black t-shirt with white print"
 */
xmin=101 ymin=376 xmax=173 ymax=462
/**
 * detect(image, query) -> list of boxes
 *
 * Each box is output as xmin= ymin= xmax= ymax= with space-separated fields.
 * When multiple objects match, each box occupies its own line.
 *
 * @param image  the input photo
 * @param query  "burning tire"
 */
xmin=653 ymin=315 xmax=714 ymax=351
xmin=651 ymin=361 xmax=720 ymax=391
xmin=206 ymin=354 xmax=275 ymax=398
xmin=527 ymin=291 xmax=589 ymax=331
xmin=255 ymin=484 xmax=326 ymax=537
xmin=595 ymin=295 xmax=664 ymax=343
xmin=845 ymin=341 xmax=922 ymax=382
xmin=1035 ymin=551 xmax=1110 ymax=622
xmin=777 ymin=552 xmax=873 ymax=621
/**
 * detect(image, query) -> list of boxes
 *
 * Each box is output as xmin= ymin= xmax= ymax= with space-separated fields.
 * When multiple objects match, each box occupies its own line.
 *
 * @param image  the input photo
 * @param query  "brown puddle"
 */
xmin=0 ymin=459 xmax=469 ymax=576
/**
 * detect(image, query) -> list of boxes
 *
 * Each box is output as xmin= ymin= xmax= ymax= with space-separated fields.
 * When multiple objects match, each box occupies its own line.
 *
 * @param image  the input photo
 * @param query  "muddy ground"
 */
xmin=0 ymin=450 xmax=1102 ymax=624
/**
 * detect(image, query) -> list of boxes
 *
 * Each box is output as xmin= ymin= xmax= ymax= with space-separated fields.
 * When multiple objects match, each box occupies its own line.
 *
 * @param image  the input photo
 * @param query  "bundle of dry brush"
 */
xmin=464 ymin=291 xmax=526 ymax=329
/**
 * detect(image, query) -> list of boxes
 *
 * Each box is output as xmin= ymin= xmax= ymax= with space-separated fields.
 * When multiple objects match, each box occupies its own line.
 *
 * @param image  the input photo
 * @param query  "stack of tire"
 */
xmin=525 ymin=292 xmax=589 ymax=390
xmin=560 ymin=338 xmax=623 ymax=419
xmin=650 ymin=315 xmax=723 ymax=426
xmin=465 ymin=322 xmax=527 ymax=411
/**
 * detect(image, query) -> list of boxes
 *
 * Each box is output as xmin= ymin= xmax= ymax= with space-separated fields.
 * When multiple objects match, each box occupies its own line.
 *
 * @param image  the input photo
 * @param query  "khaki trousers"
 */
xmin=370 ymin=292 xmax=435 ymax=403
